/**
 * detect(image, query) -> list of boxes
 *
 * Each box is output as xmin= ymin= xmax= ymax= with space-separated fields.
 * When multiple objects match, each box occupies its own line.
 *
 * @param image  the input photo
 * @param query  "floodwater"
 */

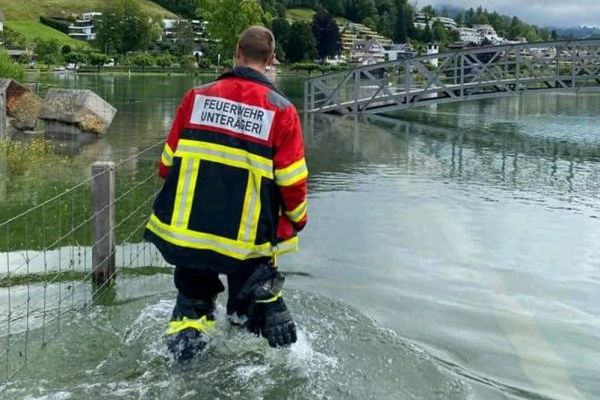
xmin=1 ymin=72 xmax=600 ymax=399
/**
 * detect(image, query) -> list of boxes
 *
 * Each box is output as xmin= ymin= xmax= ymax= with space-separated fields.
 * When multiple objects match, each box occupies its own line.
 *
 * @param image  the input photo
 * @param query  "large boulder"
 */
xmin=0 ymin=79 xmax=43 ymax=131
xmin=40 ymin=89 xmax=117 ymax=135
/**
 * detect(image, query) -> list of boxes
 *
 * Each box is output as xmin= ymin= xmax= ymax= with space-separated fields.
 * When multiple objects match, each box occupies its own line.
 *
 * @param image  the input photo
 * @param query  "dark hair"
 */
xmin=237 ymin=26 xmax=275 ymax=63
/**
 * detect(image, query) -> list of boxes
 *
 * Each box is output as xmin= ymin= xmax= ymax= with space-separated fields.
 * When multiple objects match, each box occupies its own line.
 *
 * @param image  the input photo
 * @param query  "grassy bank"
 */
xmin=6 ymin=21 xmax=90 ymax=48
xmin=0 ymin=266 xmax=173 ymax=288
xmin=0 ymin=0 xmax=174 ymax=20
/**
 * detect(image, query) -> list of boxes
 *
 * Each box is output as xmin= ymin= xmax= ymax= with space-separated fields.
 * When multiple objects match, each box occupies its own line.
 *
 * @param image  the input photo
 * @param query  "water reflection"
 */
xmin=304 ymin=108 xmax=600 ymax=217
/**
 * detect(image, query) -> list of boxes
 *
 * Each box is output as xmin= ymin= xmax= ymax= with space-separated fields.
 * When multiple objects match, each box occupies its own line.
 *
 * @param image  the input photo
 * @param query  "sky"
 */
xmin=421 ymin=1 xmax=600 ymax=27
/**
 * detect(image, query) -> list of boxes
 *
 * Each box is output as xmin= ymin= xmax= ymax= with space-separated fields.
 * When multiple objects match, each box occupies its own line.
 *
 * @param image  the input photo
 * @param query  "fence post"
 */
xmin=92 ymin=161 xmax=115 ymax=285
xmin=0 ymin=90 xmax=6 ymax=140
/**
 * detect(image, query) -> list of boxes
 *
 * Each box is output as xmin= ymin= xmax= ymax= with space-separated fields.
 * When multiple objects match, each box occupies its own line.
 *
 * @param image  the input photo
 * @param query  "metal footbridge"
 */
xmin=304 ymin=39 xmax=600 ymax=114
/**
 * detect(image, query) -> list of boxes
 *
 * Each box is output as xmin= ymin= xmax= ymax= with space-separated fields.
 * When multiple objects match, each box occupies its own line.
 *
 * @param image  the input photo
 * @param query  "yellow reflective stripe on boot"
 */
xmin=255 ymin=292 xmax=283 ymax=304
xmin=166 ymin=315 xmax=216 ymax=336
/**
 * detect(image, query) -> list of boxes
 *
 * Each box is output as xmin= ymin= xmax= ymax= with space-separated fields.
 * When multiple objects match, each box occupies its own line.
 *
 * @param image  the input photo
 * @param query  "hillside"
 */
xmin=0 ymin=0 xmax=175 ymax=20
xmin=6 ymin=21 xmax=90 ymax=48
xmin=286 ymin=8 xmax=349 ymax=25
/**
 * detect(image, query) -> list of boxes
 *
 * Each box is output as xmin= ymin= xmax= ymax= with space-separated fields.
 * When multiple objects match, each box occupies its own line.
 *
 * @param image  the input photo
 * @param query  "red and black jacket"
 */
xmin=145 ymin=67 xmax=308 ymax=272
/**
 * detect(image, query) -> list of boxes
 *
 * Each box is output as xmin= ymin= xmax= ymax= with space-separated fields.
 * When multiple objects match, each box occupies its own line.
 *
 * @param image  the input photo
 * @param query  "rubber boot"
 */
xmin=166 ymin=292 xmax=216 ymax=362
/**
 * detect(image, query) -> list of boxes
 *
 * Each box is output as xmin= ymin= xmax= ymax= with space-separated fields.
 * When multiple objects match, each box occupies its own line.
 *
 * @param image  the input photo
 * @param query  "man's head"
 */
xmin=234 ymin=26 xmax=276 ymax=72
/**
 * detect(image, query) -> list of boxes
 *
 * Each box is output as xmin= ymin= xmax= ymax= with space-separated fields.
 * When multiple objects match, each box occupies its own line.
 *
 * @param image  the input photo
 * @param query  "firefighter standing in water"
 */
xmin=145 ymin=26 xmax=308 ymax=360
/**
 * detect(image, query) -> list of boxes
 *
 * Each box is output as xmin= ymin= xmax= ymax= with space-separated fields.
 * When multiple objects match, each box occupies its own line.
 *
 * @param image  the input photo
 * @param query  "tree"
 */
xmin=153 ymin=0 xmax=198 ymax=19
xmin=89 ymin=53 xmax=110 ymax=72
xmin=95 ymin=0 xmax=159 ymax=54
xmin=312 ymin=9 xmax=341 ymax=63
xmin=180 ymin=54 xmax=197 ymax=71
xmin=323 ymin=0 xmax=344 ymax=16
xmin=285 ymin=22 xmax=316 ymax=62
xmin=272 ymin=17 xmax=290 ymax=60
xmin=172 ymin=20 xmax=195 ymax=56
xmin=394 ymin=0 xmax=408 ymax=43
xmin=197 ymin=0 xmax=269 ymax=58
xmin=421 ymin=5 xmax=436 ymax=18
xmin=431 ymin=20 xmax=447 ymax=43
xmin=156 ymin=54 xmax=176 ymax=68
xmin=272 ymin=17 xmax=290 ymax=47
xmin=132 ymin=53 xmax=154 ymax=71
xmin=64 ymin=52 xmax=88 ymax=69
xmin=343 ymin=0 xmax=375 ymax=22
xmin=420 ymin=24 xmax=433 ymax=43
xmin=34 ymin=38 xmax=62 ymax=65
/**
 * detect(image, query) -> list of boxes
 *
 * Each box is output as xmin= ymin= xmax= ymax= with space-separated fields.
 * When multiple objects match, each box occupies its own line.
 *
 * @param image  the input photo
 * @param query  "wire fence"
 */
xmin=0 ymin=139 xmax=169 ymax=383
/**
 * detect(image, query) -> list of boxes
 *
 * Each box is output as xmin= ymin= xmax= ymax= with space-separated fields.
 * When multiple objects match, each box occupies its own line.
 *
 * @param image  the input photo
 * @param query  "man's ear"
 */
xmin=234 ymin=45 xmax=242 ymax=64
xmin=266 ymin=52 xmax=275 ymax=67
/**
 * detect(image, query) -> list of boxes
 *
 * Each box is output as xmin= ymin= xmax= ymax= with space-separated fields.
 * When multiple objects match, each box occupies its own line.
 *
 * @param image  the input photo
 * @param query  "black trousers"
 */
xmin=174 ymin=263 xmax=262 ymax=316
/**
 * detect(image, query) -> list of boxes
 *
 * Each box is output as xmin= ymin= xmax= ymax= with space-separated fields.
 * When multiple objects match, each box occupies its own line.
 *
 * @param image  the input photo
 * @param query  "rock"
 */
xmin=0 ymin=79 xmax=43 ymax=131
xmin=40 ymin=89 xmax=117 ymax=135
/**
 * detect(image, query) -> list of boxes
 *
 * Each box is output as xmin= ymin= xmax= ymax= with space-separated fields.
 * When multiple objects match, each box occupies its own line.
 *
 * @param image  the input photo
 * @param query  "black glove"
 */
xmin=238 ymin=264 xmax=298 ymax=348
xmin=260 ymin=298 xmax=297 ymax=347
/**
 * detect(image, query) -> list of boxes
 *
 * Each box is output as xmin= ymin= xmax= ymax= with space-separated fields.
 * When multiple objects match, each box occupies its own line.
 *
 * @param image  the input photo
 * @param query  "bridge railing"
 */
xmin=305 ymin=39 xmax=600 ymax=114
xmin=0 ymin=139 xmax=168 ymax=383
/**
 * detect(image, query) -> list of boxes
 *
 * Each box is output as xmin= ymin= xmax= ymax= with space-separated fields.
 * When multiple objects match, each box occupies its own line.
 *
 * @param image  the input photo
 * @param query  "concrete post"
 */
xmin=91 ymin=161 xmax=115 ymax=285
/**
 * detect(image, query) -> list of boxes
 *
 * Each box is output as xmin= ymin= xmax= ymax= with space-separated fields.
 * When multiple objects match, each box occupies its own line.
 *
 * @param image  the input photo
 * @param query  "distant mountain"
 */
xmin=433 ymin=5 xmax=466 ymax=19
xmin=552 ymin=26 xmax=600 ymax=39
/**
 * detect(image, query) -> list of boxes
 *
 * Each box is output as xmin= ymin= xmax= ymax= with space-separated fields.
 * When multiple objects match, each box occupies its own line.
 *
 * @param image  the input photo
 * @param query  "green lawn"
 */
xmin=0 ymin=0 xmax=174 ymax=20
xmin=6 ymin=21 xmax=90 ymax=48
xmin=286 ymin=8 xmax=349 ymax=25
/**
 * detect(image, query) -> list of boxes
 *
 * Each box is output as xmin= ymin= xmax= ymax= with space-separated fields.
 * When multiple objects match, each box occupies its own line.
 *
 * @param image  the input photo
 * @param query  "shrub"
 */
xmin=39 ymin=16 xmax=71 ymax=34
xmin=0 ymin=49 xmax=25 ymax=81
xmin=197 ymin=58 xmax=210 ymax=69
xmin=156 ymin=54 xmax=175 ymax=68
xmin=221 ymin=59 xmax=233 ymax=70
xmin=290 ymin=62 xmax=322 ymax=75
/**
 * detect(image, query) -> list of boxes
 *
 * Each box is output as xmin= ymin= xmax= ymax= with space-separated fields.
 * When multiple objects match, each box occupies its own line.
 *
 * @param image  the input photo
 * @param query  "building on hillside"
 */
xmin=161 ymin=19 xmax=208 ymax=44
xmin=351 ymin=39 xmax=386 ymax=64
xmin=414 ymin=14 xmax=457 ymax=30
xmin=414 ymin=12 xmax=428 ymax=30
xmin=68 ymin=12 xmax=102 ymax=41
xmin=457 ymin=27 xmax=482 ymax=45
xmin=341 ymin=31 xmax=358 ymax=51
xmin=431 ymin=16 xmax=457 ymax=30
xmin=340 ymin=23 xmax=392 ymax=61
xmin=383 ymin=44 xmax=414 ymax=61
xmin=473 ymin=24 xmax=503 ymax=44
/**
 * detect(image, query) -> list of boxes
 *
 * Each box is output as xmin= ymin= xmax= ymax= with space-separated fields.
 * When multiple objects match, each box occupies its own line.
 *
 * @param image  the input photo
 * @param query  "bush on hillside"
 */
xmin=39 ymin=16 xmax=71 ymax=35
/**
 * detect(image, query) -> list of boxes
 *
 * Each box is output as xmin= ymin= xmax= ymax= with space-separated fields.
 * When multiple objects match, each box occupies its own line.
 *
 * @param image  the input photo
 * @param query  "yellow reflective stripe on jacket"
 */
xmin=171 ymin=158 xmax=200 ymax=228
xmin=175 ymin=139 xmax=273 ymax=178
xmin=237 ymin=173 xmax=261 ymax=243
xmin=161 ymin=144 xmax=174 ymax=167
xmin=147 ymin=214 xmax=299 ymax=260
xmin=285 ymin=200 xmax=307 ymax=223
xmin=275 ymin=158 xmax=308 ymax=186
xmin=166 ymin=316 xmax=216 ymax=335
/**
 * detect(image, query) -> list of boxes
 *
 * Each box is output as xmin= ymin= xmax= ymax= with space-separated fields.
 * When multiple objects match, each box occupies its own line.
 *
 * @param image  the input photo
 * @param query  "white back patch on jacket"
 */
xmin=190 ymin=95 xmax=274 ymax=141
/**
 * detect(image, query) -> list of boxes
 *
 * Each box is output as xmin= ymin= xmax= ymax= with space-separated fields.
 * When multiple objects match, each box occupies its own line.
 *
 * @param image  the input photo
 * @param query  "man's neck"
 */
xmin=235 ymin=62 xmax=267 ymax=74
